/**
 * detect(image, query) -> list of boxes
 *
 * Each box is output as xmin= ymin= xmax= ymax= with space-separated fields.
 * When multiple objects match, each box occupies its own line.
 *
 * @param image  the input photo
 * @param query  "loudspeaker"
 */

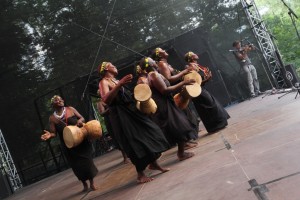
xmin=0 ymin=173 xmax=12 ymax=199
xmin=284 ymin=64 xmax=299 ymax=87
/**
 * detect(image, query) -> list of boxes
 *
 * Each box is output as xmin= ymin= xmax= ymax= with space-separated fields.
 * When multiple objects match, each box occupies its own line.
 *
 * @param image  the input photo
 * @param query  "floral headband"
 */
xmin=155 ymin=48 xmax=160 ymax=56
xmin=186 ymin=51 xmax=193 ymax=62
xmin=99 ymin=62 xmax=109 ymax=73
xmin=145 ymin=57 xmax=149 ymax=68
xmin=51 ymin=95 xmax=62 ymax=104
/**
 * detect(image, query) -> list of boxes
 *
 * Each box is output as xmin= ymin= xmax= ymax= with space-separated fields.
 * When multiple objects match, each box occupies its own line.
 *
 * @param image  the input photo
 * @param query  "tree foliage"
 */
xmin=255 ymin=0 xmax=300 ymax=74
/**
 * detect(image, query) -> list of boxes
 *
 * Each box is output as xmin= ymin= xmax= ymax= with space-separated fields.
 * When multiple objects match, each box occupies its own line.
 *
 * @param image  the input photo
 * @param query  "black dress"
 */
xmin=103 ymin=111 xmax=122 ymax=150
xmin=108 ymin=86 xmax=169 ymax=172
xmin=149 ymin=73 xmax=198 ymax=145
xmin=55 ymin=115 xmax=98 ymax=181
xmin=169 ymin=67 xmax=200 ymax=133
xmin=192 ymin=68 xmax=230 ymax=133
xmin=193 ymin=89 xmax=230 ymax=133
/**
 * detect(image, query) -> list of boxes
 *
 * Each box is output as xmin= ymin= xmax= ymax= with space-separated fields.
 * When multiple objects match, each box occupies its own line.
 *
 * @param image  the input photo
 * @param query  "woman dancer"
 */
xmin=98 ymin=61 xmax=170 ymax=183
xmin=139 ymin=57 xmax=197 ymax=161
xmin=185 ymin=51 xmax=230 ymax=133
xmin=152 ymin=47 xmax=200 ymax=142
xmin=41 ymin=95 xmax=98 ymax=192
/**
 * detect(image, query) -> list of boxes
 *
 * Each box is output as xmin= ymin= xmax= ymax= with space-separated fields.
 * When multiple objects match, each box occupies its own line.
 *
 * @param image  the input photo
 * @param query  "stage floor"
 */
xmin=6 ymin=91 xmax=300 ymax=200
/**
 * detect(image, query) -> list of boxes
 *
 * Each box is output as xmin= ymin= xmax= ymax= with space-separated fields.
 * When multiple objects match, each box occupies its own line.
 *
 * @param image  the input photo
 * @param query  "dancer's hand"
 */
xmin=41 ymin=130 xmax=52 ymax=141
xmin=183 ymin=79 xmax=196 ymax=85
xmin=182 ymin=68 xmax=193 ymax=75
xmin=118 ymin=74 xmax=133 ymax=86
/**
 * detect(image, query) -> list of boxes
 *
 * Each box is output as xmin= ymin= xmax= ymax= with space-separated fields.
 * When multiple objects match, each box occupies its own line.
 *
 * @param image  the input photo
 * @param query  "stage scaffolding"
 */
xmin=0 ymin=129 xmax=22 ymax=192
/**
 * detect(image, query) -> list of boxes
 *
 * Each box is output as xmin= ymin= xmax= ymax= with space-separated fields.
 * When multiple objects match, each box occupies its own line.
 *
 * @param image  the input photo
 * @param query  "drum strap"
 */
xmin=65 ymin=108 xmax=68 ymax=126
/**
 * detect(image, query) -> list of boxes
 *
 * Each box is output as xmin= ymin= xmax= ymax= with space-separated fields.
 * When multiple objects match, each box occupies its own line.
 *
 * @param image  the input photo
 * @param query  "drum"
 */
xmin=83 ymin=120 xmax=102 ymax=140
xmin=134 ymin=84 xmax=157 ymax=114
xmin=174 ymin=84 xmax=201 ymax=109
xmin=184 ymin=70 xmax=202 ymax=85
xmin=63 ymin=120 xmax=102 ymax=148
xmin=63 ymin=125 xmax=85 ymax=148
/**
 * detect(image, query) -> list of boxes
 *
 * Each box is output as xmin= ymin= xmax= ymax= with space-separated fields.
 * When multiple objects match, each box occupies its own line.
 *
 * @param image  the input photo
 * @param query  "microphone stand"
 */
xmin=280 ymin=0 xmax=300 ymax=41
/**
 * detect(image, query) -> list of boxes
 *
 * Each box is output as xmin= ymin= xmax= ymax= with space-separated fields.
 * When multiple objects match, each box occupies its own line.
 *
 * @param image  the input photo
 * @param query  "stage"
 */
xmin=6 ymin=91 xmax=300 ymax=200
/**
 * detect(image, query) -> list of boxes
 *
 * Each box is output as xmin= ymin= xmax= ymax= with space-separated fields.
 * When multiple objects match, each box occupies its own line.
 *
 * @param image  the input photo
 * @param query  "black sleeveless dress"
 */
xmin=169 ymin=67 xmax=200 ymax=133
xmin=55 ymin=115 xmax=98 ymax=181
xmin=108 ymin=86 xmax=169 ymax=172
xmin=192 ymin=69 xmax=230 ymax=133
xmin=149 ymin=73 xmax=198 ymax=145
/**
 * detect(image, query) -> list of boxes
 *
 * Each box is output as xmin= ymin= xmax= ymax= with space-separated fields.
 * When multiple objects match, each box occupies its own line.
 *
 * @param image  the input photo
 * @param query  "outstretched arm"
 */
xmin=150 ymin=72 xmax=195 ymax=95
xmin=158 ymin=62 xmax=191 ymax=84
xmin=99 ymin=74 xmax=133 ymax=105
xmin=41 ymin=116 xmax=57 ymax=141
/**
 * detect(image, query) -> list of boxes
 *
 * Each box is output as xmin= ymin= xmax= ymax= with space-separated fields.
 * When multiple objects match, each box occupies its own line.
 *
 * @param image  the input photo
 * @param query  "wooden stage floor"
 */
xmin=6 ymin=91 xmax=300 ymax=200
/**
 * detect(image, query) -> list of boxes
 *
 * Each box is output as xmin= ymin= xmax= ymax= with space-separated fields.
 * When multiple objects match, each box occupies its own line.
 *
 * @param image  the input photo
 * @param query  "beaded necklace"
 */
xmin=53 ymin=107 xmax=66 ymax=120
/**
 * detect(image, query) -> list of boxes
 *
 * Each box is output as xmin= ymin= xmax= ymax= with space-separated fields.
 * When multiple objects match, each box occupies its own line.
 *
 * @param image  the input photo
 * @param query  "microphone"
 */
xmin=229 ymin=50 xmax=238 ymax=52
xmin=241 ymin=37 xmax=249 ymax=42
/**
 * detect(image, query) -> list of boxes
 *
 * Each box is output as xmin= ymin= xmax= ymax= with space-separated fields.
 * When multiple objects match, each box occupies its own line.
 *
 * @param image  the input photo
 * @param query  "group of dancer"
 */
xmin=40 ymin=47 xmax=230 ymax=192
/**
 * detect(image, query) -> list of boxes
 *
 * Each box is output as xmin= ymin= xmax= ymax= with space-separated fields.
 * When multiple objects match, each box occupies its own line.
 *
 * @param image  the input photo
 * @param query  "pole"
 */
xmin=280 ymin=0 xmax=300 ymax=41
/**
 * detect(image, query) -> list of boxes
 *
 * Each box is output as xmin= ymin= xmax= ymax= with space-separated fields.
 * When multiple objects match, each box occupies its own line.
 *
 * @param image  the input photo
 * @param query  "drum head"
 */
xmin=63 ymin=126 xmax=83 ymax=148
xmin=134 ymin=84 xmax=152 ymax=101
xmin=185 ymin=84 xmax=202 ymax=97
xmin=184 ymin=71 xmax=202 ymax=85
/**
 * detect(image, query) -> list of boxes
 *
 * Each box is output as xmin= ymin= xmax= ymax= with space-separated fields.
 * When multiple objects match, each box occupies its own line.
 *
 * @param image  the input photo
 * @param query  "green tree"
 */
xmin=255 ymin=0 xmax=300 ymax=74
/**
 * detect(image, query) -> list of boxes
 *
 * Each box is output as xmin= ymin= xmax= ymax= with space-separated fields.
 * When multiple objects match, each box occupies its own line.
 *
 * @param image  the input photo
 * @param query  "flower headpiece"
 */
xmin=145 ymin=57 xmax=149 ymax=68
xmin=99 ymin=62 xmax=108 ymax=74
xmin=51 ymin=95 xmax=61 ymax=104
xmin=185 ymin=51 xmax=193 ymax=62
xmin=155 ymin=48 xmax=160 ymax=56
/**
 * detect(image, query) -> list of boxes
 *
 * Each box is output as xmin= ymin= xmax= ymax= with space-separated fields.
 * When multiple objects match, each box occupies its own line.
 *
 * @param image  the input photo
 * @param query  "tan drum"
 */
xmin=134 ymin=84 xmax=157 ymax=114
xmin=83 ymin=120 xmax=102 ymax=140
xmin=184 ymin=70 xmax=202 ymax=85
xmin=174 ymin=83 xmax=202 ymax=109
xmin=63 ymin=120 xmax=102 ymax=148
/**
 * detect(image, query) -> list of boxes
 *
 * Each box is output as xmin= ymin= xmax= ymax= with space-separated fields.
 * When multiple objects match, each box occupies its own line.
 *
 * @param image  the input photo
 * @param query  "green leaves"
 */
xmin=256 ymin=0 xmax=300 ymax=71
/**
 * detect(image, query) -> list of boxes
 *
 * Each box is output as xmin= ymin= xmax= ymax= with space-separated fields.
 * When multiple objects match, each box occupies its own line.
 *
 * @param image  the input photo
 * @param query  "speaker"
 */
xmin=284 ymin=64 xmax=299 ymax=87
xmin=0 ymin=173 xmax=12 ymax=199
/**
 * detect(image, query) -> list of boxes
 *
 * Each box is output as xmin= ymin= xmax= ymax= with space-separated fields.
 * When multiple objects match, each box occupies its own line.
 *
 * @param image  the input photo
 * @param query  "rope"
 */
xmin=68 ymin=19 xmax=145 ymax=56
xmin=80 ymin=0 xmax=118 ymax=100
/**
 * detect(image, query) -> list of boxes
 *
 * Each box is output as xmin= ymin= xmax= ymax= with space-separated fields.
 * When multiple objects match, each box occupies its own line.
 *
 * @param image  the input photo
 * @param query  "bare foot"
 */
xmin=137 ymin=172 xmax=154 ymax=184
xmin=137 ymin=176 xmax=154 ymax=184
xmin=148 ymin=163 xmax=170 ymax=173
xmin=82 ymin=182 xmax=88 ymax=192
xmin=188 ymin=140 xmax=198 ymax=144
xmin=184 ymin=142 xmax=198 ymax=150
xmin=90 ymin=185 xmax=98 ymax=191
xmin=178 ymin=152 xmax=195 ymax=161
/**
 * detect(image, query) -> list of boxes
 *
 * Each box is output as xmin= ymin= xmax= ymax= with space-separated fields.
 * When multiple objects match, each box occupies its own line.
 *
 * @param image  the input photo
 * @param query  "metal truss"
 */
xmin=241 ymin=0 xmax=287 ymax=88
xmin=0 ymin=129 xmax=22 ymax=191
